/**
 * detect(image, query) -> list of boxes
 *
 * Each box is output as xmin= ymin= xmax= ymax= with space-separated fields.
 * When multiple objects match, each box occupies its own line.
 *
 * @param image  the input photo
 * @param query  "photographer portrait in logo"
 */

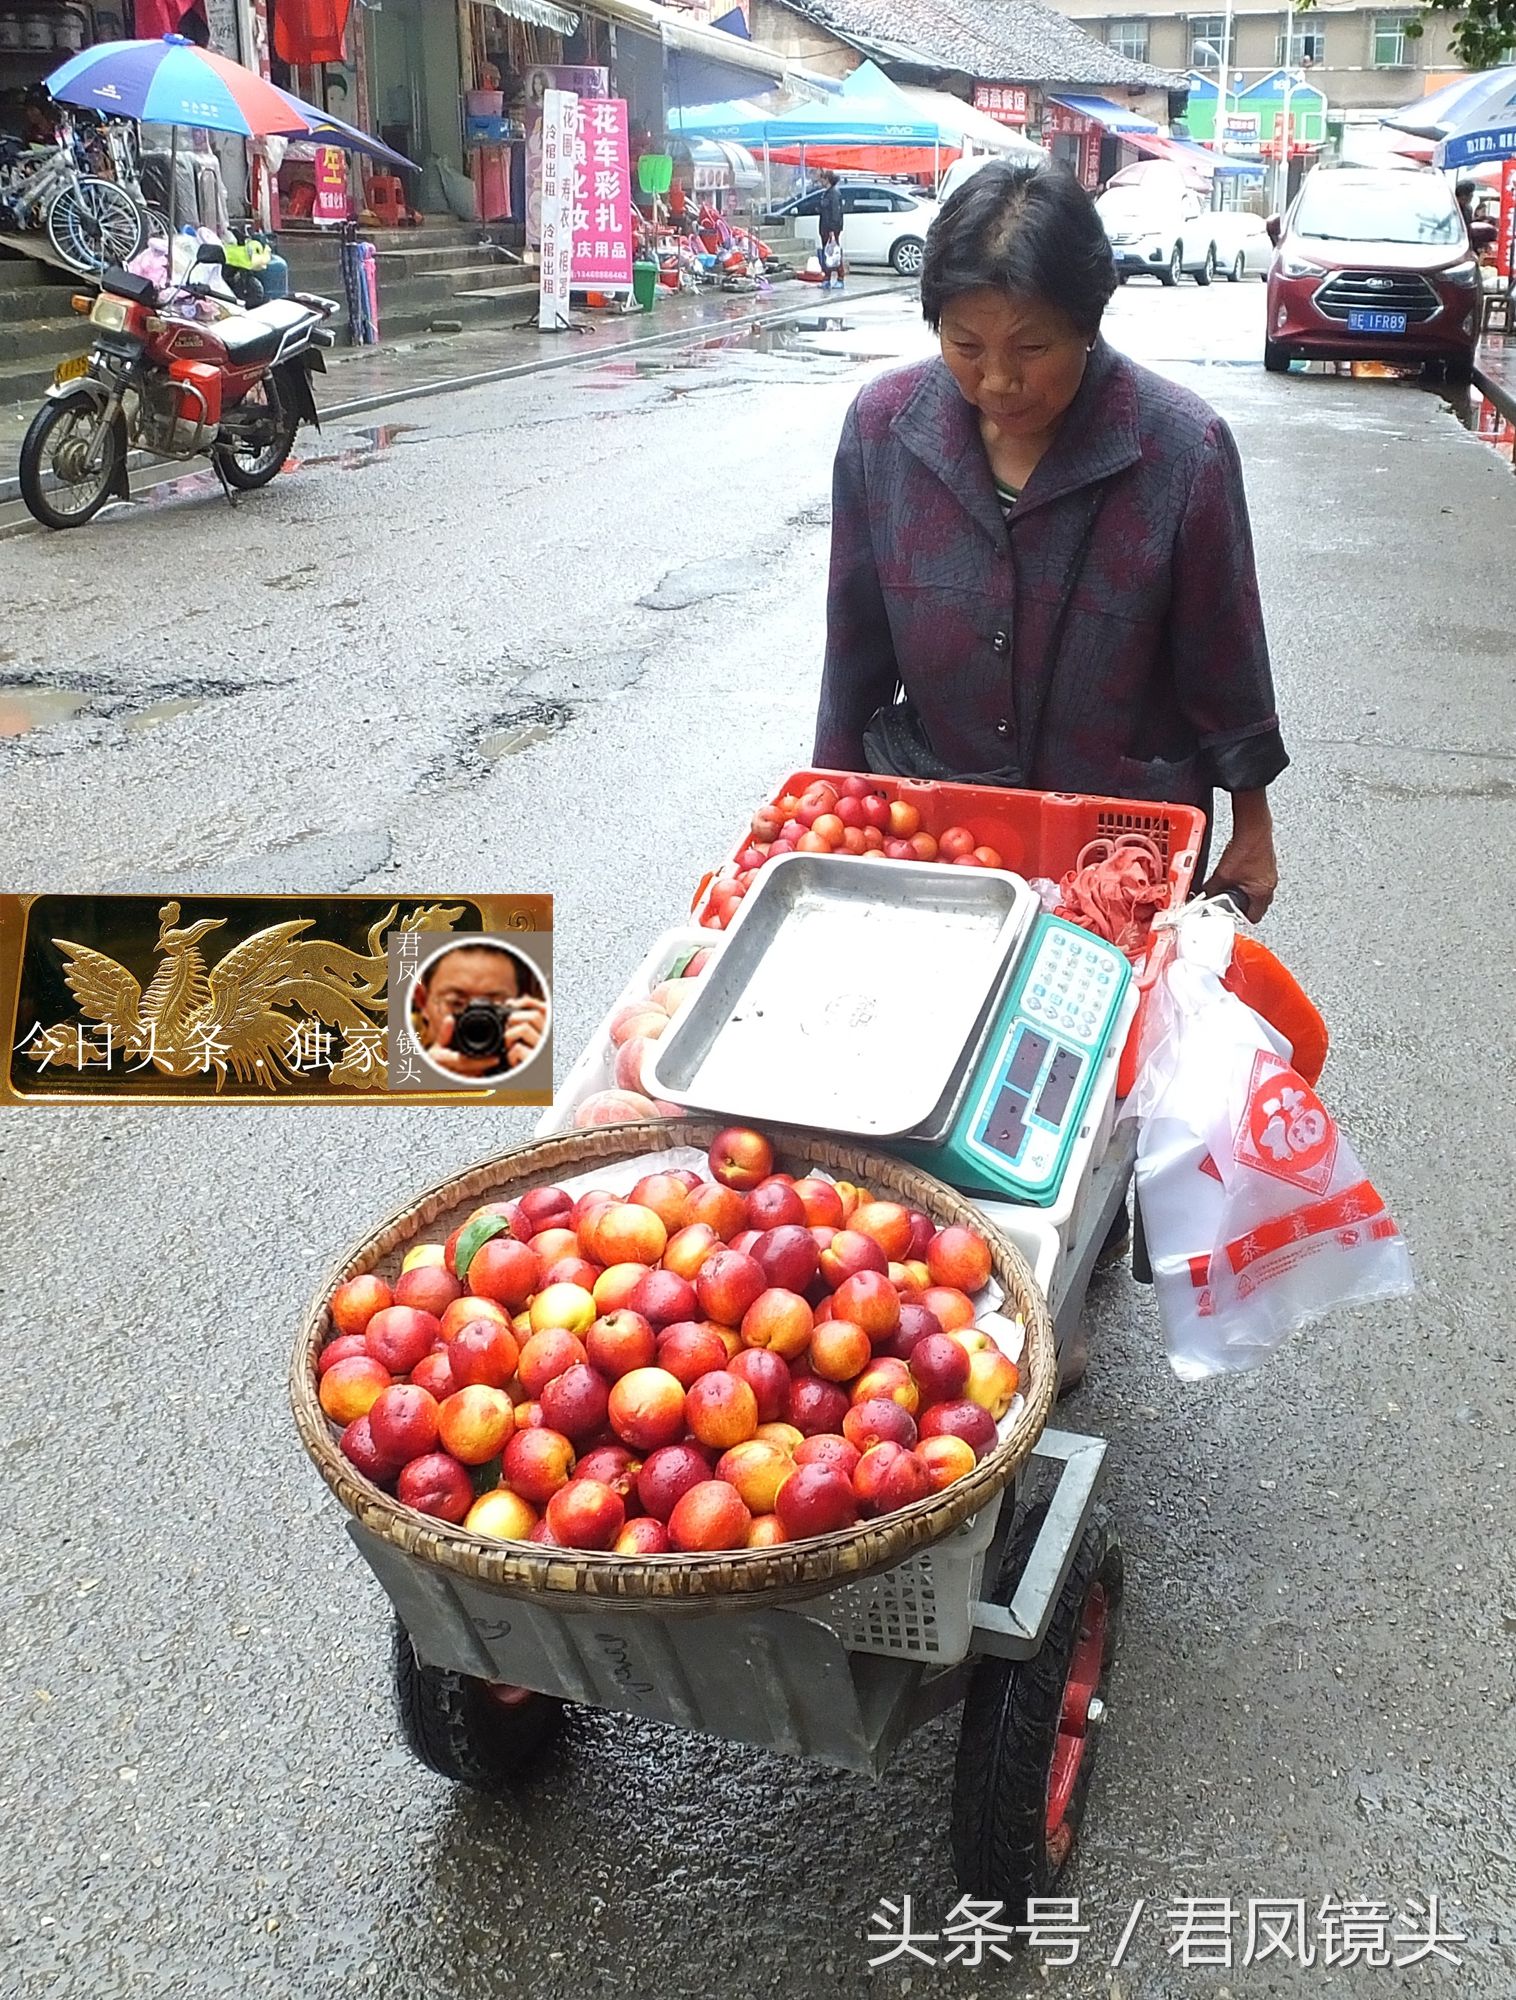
xmin=408 ymin=939 xmax=549 ymax=1086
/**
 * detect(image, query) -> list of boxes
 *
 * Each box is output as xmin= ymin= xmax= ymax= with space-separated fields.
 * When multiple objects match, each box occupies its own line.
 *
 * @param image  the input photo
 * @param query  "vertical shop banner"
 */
xmin=1081 ymin=125 xmax=1101 ymax=189
xmin=538 ymin=89 xmax=578 ymax=330
xmin=1499 ymin=158 xmax=1516 ymax=279
xmin=313 ymin=146 xmax=351 ymax=223
xmin=526 ymin=62 xmax=608 ymax=250
xmin=570 ymin=98 xmax=634 ymax=290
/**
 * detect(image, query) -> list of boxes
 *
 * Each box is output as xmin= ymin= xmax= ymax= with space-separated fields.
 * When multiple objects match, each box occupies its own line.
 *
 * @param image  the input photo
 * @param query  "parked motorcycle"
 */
xmin=18 ymin=244 xmax=338 ymax=530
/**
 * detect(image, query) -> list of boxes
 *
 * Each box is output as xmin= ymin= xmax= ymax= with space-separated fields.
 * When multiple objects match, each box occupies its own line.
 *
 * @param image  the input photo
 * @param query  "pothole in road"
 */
xmin=0 ymin=671 xmax=256 ymax=741
xmin=0 ymin=687 xmax=90 ymax=737
xmin=479 ymin=703 xmax=576 ymax=759
xmin=418 ymin=700 xmax=578 ymax=791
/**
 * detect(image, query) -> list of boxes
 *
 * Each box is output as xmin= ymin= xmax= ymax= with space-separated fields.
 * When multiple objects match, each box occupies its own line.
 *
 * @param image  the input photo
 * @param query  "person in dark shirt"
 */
xmin=816 ymin=159 xmax=1286 ymax=918
xmin=817 ymin=171 xmax=845 ymax=290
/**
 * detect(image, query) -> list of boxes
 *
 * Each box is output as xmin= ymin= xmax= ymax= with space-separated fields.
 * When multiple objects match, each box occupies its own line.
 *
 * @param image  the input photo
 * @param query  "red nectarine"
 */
xmin=686 ymin=1371 xmax=759 ymax=1451
xmin=330 ymin=1274 xmax=392 ymax=1338
xmin=607 ymin=1367 xmax=688 ymax=1451
xmin=365 ymin=1306 xmax=443 ymax=1376
xmin=320 ymin=1355 xmax=391 ymax=1425
xmin=437 ymin=1384 xmax=515 ymax=1465
xmin=774 ymin=1463 xmax=857 ymax=1539
xmin=668 ymin=1479 xmax=751 ymax=1552
xmin=546 ymin=1478 xmax=625 ymax=1551
xmin=636 ymin=1442 xmax=710 ymax=1521
xmin=396 ymin=1451 xmax=474 ymax=1523
xmin=708 ymin=1127 xmax=774 ymax=1192
xmin=502 ymin=1426 xmax=576 ymax=1504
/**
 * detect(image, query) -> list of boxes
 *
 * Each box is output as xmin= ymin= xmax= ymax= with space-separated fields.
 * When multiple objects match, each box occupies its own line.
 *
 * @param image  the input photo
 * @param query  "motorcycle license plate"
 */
xmin=53 ymin=354 xmax=90 ymax=386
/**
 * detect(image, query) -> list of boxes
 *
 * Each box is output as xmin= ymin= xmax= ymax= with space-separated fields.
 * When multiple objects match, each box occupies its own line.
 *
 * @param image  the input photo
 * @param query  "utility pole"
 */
xmin=1214 ymin=0 xmax=1234 ymax=158
xmin=1277 ymin=0 xmax=1295 ymax=214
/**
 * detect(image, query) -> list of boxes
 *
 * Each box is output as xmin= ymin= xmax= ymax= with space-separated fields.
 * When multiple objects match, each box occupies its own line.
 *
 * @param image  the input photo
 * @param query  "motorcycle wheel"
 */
xmin=213 ymin=377 xmax=300 ymax=490
xmin=19 ymin=390 xmax=126 ymax=530
xmin=47 ymin=179 xmax=148 ymax=275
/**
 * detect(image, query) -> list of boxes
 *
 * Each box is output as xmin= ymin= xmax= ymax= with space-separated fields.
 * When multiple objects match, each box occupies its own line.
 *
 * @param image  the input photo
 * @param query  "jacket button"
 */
xmin=995 ymin=717 xmax=1012 ymax=739
xmin=992 ymin=630 xmax=1010 ymax=655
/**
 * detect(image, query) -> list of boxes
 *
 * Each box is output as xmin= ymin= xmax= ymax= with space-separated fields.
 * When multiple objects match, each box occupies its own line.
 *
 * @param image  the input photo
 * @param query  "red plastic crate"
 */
xmin=690 ymin=771 xmax=1208 ymax=1097
xmin=694 ymin=771 xmax=1204 ymax=913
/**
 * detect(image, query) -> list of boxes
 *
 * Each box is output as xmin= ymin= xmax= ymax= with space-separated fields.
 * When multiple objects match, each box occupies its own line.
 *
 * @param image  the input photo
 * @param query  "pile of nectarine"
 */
xmin=318 ymin=1127 xmax=1020 ymax=1559
xmin=699 ymin=779 xmax=1006 ymax=931
xmin=569 ymin=947 xmax=713 ymax=1130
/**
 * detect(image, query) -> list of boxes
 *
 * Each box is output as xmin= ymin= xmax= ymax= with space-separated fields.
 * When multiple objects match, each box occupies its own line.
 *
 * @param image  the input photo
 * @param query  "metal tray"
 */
xmin=648 ymin=854 xmax=1038 ymax=1137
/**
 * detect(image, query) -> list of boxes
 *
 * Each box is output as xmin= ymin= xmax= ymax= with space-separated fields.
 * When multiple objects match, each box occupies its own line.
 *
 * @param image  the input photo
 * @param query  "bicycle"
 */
xmin=0 ymin=118 xmax=149 ymax=275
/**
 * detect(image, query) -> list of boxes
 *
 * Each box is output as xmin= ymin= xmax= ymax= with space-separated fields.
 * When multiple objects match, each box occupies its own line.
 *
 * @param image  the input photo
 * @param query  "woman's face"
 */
xmin=938 ymin=288 xmax=1091 ymax=439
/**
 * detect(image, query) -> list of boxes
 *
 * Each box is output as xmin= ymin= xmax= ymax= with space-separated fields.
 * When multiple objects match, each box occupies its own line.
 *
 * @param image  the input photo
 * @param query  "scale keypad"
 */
xmin=957 ymin=917 xmax=1131 ymax=1200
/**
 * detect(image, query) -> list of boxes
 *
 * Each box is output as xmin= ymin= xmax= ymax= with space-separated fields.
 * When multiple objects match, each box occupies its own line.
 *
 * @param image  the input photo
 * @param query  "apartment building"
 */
xmin=1051 ymin=0 xmax=1470 ymax=120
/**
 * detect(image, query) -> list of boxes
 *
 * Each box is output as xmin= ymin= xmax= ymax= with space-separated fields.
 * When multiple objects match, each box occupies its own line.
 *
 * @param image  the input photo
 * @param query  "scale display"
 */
xmin=921 ymin=915 xmax=1132 ymax=1205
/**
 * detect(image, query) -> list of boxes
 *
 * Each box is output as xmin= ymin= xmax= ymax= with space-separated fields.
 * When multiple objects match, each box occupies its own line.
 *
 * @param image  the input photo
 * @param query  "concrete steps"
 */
xmin=0 ymin=250 xmax=92 ymax=407
xmin=275 ymin=224 xmax=532 ymax=342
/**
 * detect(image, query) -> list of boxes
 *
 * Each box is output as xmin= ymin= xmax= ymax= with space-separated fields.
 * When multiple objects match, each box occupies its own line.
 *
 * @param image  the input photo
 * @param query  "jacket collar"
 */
xmin=891 ymin=335 xmax=1145 ymax=542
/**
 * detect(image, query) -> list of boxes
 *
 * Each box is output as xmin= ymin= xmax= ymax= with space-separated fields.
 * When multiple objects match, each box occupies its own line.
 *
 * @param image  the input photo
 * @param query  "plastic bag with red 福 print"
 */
xmin=1127 ymin=901 xmax=1412 ymax=1379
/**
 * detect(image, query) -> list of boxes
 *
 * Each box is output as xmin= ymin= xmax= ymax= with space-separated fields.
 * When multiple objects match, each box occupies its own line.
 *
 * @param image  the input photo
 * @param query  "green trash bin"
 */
xmin=632 ymin=259 xmax=659 ymax=309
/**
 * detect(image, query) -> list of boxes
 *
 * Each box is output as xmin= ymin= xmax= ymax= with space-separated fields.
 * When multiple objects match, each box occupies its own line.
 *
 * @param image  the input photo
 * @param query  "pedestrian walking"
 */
xmin=817 ymin=170 xmax=845 ymax=291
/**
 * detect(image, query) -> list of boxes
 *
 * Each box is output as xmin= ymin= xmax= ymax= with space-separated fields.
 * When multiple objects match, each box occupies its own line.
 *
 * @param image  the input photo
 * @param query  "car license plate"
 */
xmin=53 ymin=354 xmax=89 ymax=386
xmin=1347 ymin=309 xmax=1407 ymax=335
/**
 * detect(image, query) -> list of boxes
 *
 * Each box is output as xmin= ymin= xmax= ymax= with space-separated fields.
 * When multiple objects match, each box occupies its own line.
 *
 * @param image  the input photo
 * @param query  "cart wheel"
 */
xmin=950 ymin=1506 xmax=1123 ymax=1913
xmin=391 ymin=1618 xmax=565 ymax=1793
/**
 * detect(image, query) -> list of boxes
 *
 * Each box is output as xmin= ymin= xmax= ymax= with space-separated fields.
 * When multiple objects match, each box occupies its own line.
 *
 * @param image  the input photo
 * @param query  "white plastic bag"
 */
xmin=1131 ymin=903 xmax=1413 ymax=1379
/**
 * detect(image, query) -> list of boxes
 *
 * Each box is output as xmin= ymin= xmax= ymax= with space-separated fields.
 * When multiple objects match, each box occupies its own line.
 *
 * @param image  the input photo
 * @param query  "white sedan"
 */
xmin=771 ymin=181 xmax=940 ymax=275
xmin=1205 ymin=208 xmax=1272 ymax=282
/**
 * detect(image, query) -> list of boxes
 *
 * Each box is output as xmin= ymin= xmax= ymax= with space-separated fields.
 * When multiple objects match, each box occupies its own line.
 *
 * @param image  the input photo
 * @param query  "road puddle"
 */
xmin=585 ymin=314 xmax=889 ymax=391
xmin=0 ymin=686 xmax=90 ymax=737
xmin=478 ymin=701 xmax=576 ymax=760
xmin=122 ymin=696 xmax=205 ymax=732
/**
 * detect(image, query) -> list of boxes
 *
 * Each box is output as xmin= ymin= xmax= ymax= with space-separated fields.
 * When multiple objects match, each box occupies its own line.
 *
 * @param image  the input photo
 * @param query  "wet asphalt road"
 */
xmin=1 ymin=279 xmax=1513 ymax=2000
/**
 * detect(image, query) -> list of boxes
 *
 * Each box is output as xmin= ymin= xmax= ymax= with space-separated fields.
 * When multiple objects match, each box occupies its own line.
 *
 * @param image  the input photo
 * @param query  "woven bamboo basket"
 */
xmin=291 ymin=1119 xmax=1057 ymax=1612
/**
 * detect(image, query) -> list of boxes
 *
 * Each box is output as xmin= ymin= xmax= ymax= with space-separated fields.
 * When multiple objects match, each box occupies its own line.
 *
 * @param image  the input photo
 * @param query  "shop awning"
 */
xmin=1048 ymin=94 xmax=1161 ymax=137
xmin=897 ymin=85 xmax=1044 ymax=158
xmin=581 ymin=0 xmax=790 ymax=84
xmin=1123 ymin=130 xmax=1260 ymax=178
xmin=477 ymin=0 xmax=580 ymax=32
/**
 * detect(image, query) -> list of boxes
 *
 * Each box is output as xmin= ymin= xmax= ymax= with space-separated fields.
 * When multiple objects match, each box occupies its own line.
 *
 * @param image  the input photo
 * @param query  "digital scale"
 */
xmin=650 ymin=855 xmax=1134 ymax=1211
xmin=896 ymin=915 xmax=1133 ymax=1207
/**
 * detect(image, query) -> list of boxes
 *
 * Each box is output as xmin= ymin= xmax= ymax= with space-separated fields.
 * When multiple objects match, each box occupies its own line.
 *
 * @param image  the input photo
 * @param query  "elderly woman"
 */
xmin=815 ymin=160 xmax=1286 ymax=917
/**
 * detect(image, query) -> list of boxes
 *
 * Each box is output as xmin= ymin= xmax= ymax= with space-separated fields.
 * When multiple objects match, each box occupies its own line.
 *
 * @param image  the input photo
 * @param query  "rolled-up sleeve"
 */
xmin=1168 ymin=418 xmax=1289 ymax=793
xmin=812 ymin=402 xmax=900 ymax=771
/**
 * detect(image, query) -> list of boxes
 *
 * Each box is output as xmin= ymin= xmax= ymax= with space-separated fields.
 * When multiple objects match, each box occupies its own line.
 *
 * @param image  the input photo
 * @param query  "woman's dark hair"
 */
xmin=920 ymin=159 xmax=1117 ymax=339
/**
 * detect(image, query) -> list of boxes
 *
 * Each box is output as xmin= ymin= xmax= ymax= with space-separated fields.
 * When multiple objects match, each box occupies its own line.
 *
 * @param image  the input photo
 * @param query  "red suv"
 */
xmin=1264 ymin=165 xmax=1481 ymax=381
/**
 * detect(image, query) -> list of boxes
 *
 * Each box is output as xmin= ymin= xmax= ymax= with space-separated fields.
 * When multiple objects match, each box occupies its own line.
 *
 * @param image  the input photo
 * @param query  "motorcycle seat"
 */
xmin=216 ymin=299 xmax=316 ymax=365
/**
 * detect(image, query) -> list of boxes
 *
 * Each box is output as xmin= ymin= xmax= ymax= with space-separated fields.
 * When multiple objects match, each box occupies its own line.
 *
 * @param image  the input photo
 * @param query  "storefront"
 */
xmin=1043 ymin=94 xmax=1162 ymax=191
xmin=1 ymin=0 xmax=129 ymax=141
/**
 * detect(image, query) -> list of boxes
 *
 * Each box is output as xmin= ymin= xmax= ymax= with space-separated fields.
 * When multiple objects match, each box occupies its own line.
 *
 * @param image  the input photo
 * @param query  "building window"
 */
xmin=1189 ymin=14 xmax=1227 ymax=68
xmin=1278 ymin=12 xmax=1326 ymax=62
xmin=1372 ymin=14 xmax=1416 ymax=66
xmin=1107 ymin=18 xmax=1150 ymax=60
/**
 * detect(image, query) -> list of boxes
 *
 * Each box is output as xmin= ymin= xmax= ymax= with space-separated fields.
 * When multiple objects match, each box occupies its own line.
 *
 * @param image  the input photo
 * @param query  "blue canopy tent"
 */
xmin=666 ymin=98 xmax=776 ymax=146
xmin=759 ymin=61 xmax=956 ymax=186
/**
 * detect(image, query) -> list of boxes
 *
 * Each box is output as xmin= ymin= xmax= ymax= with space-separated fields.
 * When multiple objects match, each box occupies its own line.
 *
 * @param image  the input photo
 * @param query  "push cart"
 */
xmin=292 ymin=778 xmax=1204 ymax=1916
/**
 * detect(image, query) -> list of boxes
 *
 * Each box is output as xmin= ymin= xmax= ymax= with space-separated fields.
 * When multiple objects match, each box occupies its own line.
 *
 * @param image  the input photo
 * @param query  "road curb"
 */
xmin=0 ymin=281 xmax=904 ymax=524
